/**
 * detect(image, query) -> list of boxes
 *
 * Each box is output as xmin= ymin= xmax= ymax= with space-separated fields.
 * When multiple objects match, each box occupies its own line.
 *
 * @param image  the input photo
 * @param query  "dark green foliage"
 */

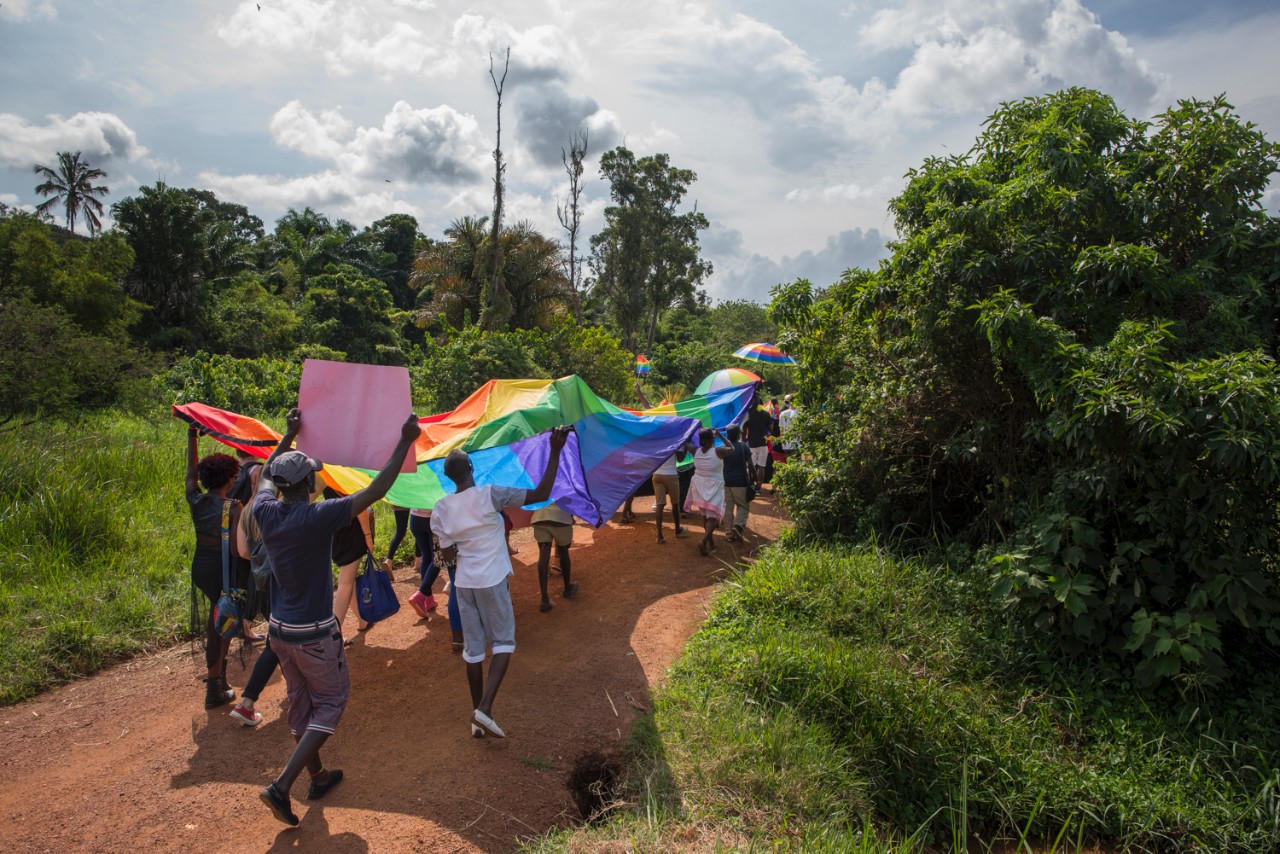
xmin=198 ymin=272 xmax=300 ymax=358
xmin=112 ymin=181 xmax=209 ymax=330
xmin=0 ymin=212 xmax=148 ymax=420
xmin=770 ymin=89 xmax=1280 ymax=684
xmin=300 ymin=265 xmax=407 ymax=364
xmin=163 ymin=352 xmax=301 ymax=415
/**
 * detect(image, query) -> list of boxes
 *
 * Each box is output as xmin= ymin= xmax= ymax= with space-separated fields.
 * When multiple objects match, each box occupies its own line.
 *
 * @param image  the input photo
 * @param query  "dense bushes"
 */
xmin=770 ymin=89 xmax=1280 ymax=684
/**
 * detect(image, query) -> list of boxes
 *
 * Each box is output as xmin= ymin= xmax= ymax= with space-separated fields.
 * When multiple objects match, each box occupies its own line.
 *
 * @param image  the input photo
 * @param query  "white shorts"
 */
xmin=750 ymin=446 xmax=770 ymax=468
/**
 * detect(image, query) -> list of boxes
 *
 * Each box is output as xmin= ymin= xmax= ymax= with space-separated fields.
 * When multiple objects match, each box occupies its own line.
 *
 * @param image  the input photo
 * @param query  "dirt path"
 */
xmin=0 ymin=495 xmax=788 ymax=853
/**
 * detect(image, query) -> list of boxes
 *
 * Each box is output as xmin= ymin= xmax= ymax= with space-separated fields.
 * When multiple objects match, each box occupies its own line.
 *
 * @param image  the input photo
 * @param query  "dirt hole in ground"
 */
xmin=566 ymin=749 xmax=625 ymax=822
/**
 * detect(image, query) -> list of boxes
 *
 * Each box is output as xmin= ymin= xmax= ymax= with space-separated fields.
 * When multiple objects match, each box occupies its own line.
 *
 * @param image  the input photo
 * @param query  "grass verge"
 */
xmin=0 ymin=413 xmax=195 ymax=703
xmin=533 ymin=544 xmax=1280 ymax=852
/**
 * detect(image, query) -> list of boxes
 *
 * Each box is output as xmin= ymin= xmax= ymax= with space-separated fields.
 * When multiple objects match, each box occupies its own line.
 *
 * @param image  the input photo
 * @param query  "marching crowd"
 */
xmin=182 ymin=390 xmax=798 ymax=826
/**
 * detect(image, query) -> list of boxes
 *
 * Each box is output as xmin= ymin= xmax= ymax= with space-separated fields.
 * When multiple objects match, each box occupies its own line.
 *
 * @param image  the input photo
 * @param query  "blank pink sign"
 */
xmin=297 ymin=359 xmax=417 ymax=473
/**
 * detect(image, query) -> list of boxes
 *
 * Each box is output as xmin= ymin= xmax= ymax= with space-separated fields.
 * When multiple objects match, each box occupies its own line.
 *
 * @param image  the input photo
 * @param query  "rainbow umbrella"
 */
xmin=694 ymin=368 xmax=762 ymax=395
xmin=732 ymin=342 xmax=796 ymax=365
xmin=635 ymin=354 xmax=651 ymax=375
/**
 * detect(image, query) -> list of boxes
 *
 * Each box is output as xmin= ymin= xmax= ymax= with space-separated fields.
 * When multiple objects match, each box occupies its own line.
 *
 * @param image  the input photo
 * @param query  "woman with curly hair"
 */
xmin=186 ymin=427 xmax=244 ymax=710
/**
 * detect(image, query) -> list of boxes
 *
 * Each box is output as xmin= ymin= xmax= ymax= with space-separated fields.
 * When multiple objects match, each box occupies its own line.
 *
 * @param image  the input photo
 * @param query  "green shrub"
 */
xmin=162 ymin=351 xmax=301 ymax=415
xmin=769 ymin=89 xmax=1280 ymax=684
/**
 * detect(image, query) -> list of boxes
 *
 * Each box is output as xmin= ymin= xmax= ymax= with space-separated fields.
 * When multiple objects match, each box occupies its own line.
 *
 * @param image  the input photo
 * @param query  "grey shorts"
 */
xmin=455 ymin=580 xmax=516 ymax=664
xmin=271 ymin=623 xmax=350 ymax=737
xmin=533 ymin=523 xmax=573 ymax=547
xmin=652 ymin=473 xmax=680 ymax=505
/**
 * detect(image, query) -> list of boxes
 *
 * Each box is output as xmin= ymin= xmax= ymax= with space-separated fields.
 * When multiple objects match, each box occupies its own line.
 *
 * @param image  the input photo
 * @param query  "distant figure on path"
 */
xmin=532 ymin=500 xmax=578 ymax=612
xmin=722 ymin=424 xmax=757 ymax=542
xmin=433 ymin=426 xmax=571 ymax=739
xmin=682 ymin=427 xmax=734 ymax=556
xmin=253 ymin=407 xmax=420 ymax=827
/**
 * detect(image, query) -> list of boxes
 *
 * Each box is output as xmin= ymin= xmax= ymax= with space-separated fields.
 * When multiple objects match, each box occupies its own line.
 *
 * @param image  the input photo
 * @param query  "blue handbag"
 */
xmin=356 ymin=552 xmax=400 ymax=625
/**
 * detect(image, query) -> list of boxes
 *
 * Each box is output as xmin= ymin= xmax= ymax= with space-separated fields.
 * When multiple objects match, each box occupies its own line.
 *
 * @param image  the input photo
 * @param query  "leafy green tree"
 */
xmin=199 ymin=271 xmax=300 ymax=358
xmin=589 ymin=147 xmax=712 ymax=353
xmin=32 ymin=151 xmax=109 ymax=236
xmin=299 ymin=265 xmax=406 ymax=364
xmin=363 ymin=214 xmax=422 ymax=310
xmin=771 ymin=89 xmax=1280 ymax=684
xmin=0 ymin=212 xmax=142 ymax=338
xmin=112 ymin=181 xmax=208 ymax=330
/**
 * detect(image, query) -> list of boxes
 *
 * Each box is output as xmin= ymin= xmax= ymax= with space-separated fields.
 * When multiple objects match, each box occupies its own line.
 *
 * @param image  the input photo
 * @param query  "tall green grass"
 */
xmin=538 ymin=545 xmax=1280 ymax=852
xmin=0 ymin=414 xmax=208 ymax=703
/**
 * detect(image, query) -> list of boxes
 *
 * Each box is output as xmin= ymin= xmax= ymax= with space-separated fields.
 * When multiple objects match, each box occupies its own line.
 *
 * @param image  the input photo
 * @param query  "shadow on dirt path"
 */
xmin=0 ymin=494 xmax=789 ymax=853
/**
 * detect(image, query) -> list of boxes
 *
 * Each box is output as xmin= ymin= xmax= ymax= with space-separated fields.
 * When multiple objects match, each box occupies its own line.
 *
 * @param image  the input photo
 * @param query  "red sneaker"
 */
xmin=229 ymin=702 xmax=262 ymax=727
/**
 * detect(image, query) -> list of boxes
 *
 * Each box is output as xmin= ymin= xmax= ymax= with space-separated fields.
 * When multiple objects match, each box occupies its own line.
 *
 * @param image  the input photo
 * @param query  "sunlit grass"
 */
xmin=534 ymin=545 xmax=1280 ymax=852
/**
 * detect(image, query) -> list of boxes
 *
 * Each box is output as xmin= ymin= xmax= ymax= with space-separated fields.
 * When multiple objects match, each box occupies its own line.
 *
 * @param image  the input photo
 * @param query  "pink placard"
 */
xmin=297 ymin=359 xmax=417 ymax=473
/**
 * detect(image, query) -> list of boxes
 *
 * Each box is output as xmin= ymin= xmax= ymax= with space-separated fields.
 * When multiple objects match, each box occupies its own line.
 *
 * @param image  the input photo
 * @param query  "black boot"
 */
xmin=218 ymin=663 xmax=237 ymax=703
xmin=205 ymin=677 xmax=234 ymax=709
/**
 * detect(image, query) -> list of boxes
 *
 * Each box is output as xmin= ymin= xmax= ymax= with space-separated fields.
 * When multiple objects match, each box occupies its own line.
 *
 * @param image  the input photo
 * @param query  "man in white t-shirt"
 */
xmin=433 ymin=425 xmax=571 ymax=739
xmin=777 ymin=396 xmax=798 ymax=454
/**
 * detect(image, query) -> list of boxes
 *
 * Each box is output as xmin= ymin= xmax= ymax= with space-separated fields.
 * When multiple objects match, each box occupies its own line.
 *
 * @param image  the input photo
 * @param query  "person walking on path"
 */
xmin=383 ymin=504 xmax=414 ymax=573
xmin=433 ymin=426 xmax=571 ymax=739
xmin=228 ymin=481 xmax=280 ymax=727
xmin=253 ymin=407 xmax=421 ymax=827
xmin=633 ymin=379 xmax=686 ymax=544
xmin=744 ymin=393 xmax=774 ymax=491
xmin=722 ymin=424 xmax=757 ymax=543
xmin=185 ymin=428 xmax=244 ymax=711
xmin=532 ymin=500 xmax=578 ymax=612
xmin=682 ymin=427 xmax=734 ymax=556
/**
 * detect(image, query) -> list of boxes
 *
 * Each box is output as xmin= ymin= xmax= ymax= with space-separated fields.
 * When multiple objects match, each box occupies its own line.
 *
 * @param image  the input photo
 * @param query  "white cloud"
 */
xmin=785 ymin=175 xmax=906 ymax=206
xmin=862 ymin=0 xmax=1164 ymax=119
xmin=647 ymin=0 xmax=1164 ymax=175
xmin=216 ymin=2 xmax=579 ymax=82
xmin=0 ymin=111 xmax=147 ymax=169
xmin=268 ymin=99 xmax=488 ymax=183
xmin=710 ymin=227 xmax=892 ymax=303
xmin=0 ymin=0 xmax=56 ymax=22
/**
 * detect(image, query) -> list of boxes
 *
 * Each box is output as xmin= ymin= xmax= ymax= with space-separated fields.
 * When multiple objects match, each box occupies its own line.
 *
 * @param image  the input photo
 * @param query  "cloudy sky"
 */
xmin=2 ymin=0 xmax=1277 ymax=303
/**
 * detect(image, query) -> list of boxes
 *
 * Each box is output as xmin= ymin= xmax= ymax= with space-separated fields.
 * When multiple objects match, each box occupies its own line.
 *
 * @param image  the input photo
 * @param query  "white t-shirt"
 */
xmin=432 ymin=485 xmax=526 ymax=589
xmin=654 ymin=453 xmax=679 ymax=477
xmin=778 ymin=407 xmax=798 ymax=448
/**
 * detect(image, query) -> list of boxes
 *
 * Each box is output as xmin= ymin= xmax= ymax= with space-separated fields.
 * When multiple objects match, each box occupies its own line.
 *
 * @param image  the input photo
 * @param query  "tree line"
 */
xmin=1 ymin=139 xmax=758 ymax=422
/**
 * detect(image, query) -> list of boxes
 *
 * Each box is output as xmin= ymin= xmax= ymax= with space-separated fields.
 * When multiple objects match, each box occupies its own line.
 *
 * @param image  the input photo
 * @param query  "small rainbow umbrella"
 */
xmin=694 ymin=367 xmax=762 ymax=395
xmin=635 ymin=354 xmax=651 ymax=375
xmin=732 ymin=342 xmax=796 ymax=365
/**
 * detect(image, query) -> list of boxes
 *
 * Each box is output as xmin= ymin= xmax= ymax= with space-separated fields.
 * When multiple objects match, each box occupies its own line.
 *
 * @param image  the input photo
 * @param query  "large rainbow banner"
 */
xmin=174 ymin=375 xmax=756 ymax=527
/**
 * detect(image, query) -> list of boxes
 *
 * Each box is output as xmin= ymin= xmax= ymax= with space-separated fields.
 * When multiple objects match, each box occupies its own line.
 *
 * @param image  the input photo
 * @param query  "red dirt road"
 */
xmin=0 ymin=496 xmax=788 ymax=853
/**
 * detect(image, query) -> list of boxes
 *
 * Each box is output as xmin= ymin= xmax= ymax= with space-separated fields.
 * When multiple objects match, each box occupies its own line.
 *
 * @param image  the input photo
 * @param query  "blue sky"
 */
xmin=2 ymin=0 xmax=1277 ymax=303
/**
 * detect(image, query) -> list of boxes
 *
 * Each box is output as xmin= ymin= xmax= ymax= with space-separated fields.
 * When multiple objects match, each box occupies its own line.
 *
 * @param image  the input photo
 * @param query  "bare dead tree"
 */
xmin=482 ymin=47 xmax=511 ymax=330
xmin=556 ymin=130 xmax=589 ymax=318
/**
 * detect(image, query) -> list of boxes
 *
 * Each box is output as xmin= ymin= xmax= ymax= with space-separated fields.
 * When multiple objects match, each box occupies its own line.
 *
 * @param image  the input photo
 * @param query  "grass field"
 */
xmin=0 ymin=413 xmax=416 ymax=705
xmin=535 ymin=543 xmax=1280 ymax=852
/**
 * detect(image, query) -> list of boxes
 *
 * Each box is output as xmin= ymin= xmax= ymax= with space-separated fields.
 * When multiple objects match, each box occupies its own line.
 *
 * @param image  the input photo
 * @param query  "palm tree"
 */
xmin=32 ymin=151 xmax=109 ymax=236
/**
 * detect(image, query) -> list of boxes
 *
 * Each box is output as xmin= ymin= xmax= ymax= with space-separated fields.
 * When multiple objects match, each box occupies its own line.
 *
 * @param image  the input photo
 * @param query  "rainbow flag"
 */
xmin=174 ymin=375 xmax=757 ymax=526
xmin=635 ymin=354 xmax=651 ymax=374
